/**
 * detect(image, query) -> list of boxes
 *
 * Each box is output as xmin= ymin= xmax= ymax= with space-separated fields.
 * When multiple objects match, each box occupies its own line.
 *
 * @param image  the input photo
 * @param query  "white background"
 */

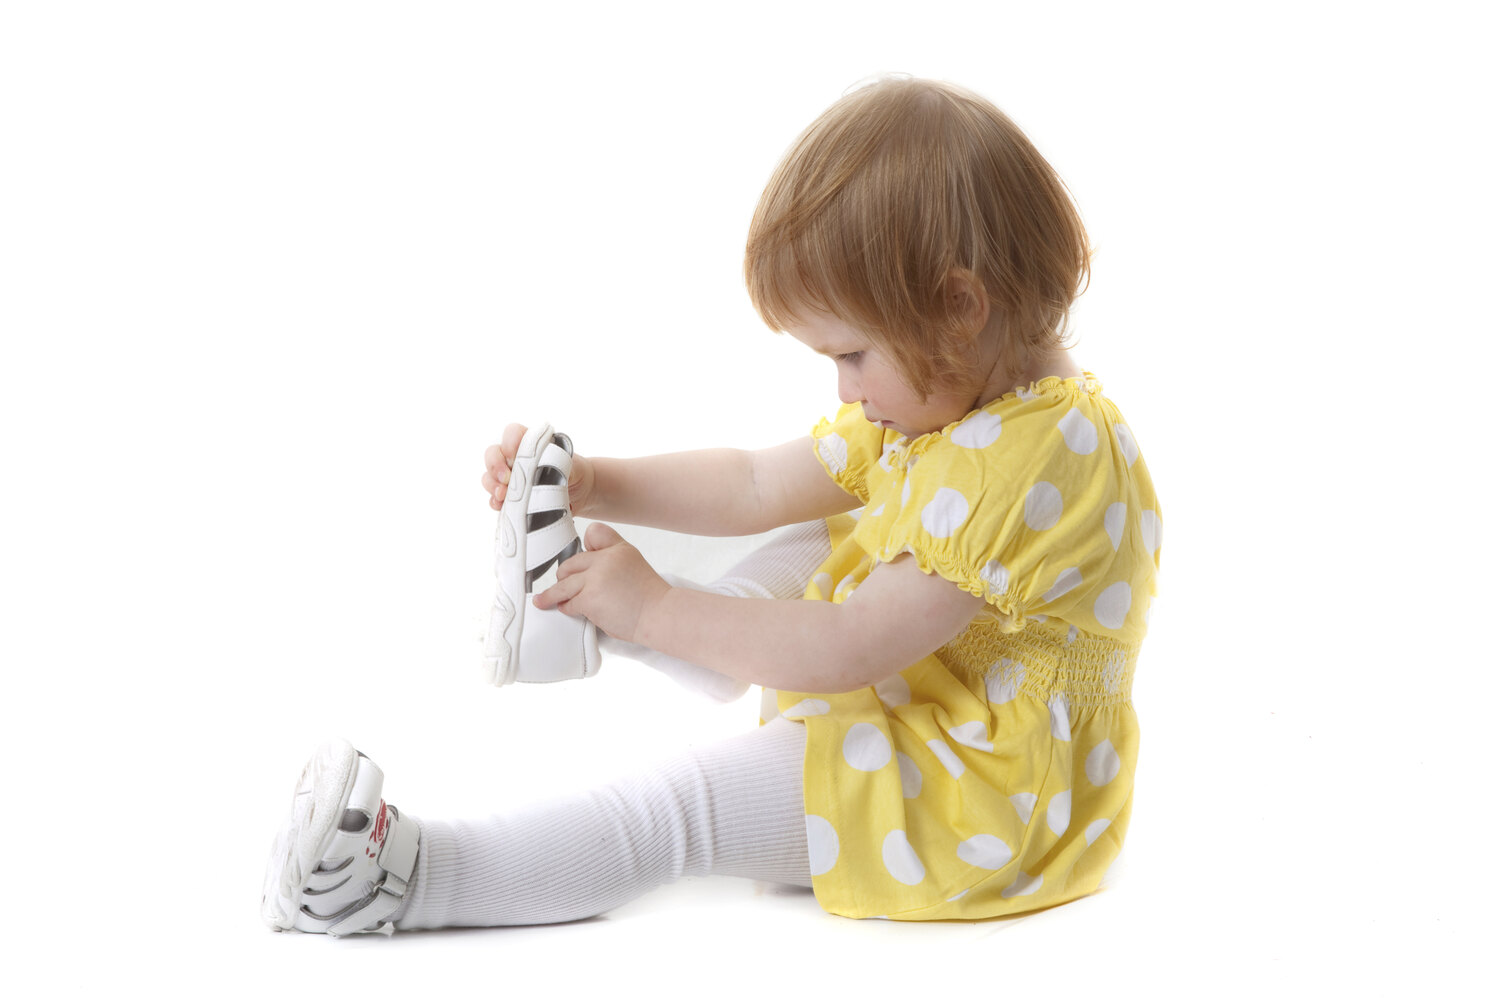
xmin=2 ymin=0 xmax=1495 ymax=994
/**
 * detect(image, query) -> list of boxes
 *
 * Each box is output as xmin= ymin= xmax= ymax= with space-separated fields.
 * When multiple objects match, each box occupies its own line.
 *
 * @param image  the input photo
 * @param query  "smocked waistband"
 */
xmin=939 ymin=620 xmax=1138 ymax=707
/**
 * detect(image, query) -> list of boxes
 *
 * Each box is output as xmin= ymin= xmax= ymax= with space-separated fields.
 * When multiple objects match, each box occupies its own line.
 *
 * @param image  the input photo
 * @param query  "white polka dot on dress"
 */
xmin=1104 ymin=649 xmax=1128 ymax=693
xmin=985 ymin=658 xmax=1023 ymax=704
xmin=805 ymin=815 xmax=839 ymax=876
xmin=833 ymin=572 xmax=859 ymax=601
xmin=926 ymin=738 xmax=966 ymax=778
xmin=897 ymin=752 xmax=922 ymax=798
xmin=957 ymin=834 xmax=1014 ymax=870
xmin=842 ymin=723 xmax=892 ymax=772
xmin=980 ymin=560 xmax=1009 ymax=596
xmin=1047 ymin=789 xmax=1072 ymax=835
xmin=875 ymin=673 xmax=910 ymax=708
xmin=783 ymin=698 xmax=831 ymax=719
xmin=1009 ymin=792 xmax=1038 ymax=823
xmin=951 ymin=409 xmax=1003 ymax=449
xmin=1024 ymin=481 xmax=1064 ymax=531
xmin=1085 ymin=818 xmax=1112 ymax=846
xmin=881 ymin=830 xmax=927 ymax=885
xmin=1042 ymin=566 xmax=1083 ymax=603
xmin=1049 ymin=693 xmax=1072 ymax=741
xmin=1141 ymin=509 xmax=1163 ymax=553
xmin=1104 ymin=502 xmax=1127 ymax=551
xmin=1057 ymin=408 xmax=1099 ymax=455
xmin=818 ymin=432 xmax=848 ymax=475
xmin=920 ymin=487 xmax=970 ymax=538
xmin=1085 ymin=739 xmax=1122 ymax=786
xmin=1094 ymin=581 xmax=1133 ymax=630
xmin=1114 ymin=423 xmax=1139 ymax=467
xmin=948 ymin=721 xmax=994 ymax=753
xmin=1001 ymin=872 xmax=1044 ymax=898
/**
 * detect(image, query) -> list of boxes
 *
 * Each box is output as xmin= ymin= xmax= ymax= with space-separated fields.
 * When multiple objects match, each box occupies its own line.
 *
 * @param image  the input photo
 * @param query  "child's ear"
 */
xmin=943 ymin=268 xmax=990 ymax=337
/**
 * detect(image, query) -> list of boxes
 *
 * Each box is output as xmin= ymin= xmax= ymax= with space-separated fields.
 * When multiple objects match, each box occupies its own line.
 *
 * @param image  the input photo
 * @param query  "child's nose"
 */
xmin=837 ymin=370 xmax=861 ymax=405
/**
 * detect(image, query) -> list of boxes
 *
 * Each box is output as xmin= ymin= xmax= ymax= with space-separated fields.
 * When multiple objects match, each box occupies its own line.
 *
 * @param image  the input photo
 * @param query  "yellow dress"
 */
xmin=773 ymin=373 xmax=1160 ymax=920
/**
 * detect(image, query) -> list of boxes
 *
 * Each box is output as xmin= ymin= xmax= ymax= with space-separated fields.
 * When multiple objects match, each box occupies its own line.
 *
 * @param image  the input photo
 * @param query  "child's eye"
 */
xmin=832 ymin=351 xmax=863 ymax=364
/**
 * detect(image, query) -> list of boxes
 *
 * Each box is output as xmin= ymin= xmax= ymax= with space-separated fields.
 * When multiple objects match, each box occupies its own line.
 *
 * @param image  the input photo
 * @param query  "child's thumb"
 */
xmin=583 ymin=522 xmax=625 ymax=550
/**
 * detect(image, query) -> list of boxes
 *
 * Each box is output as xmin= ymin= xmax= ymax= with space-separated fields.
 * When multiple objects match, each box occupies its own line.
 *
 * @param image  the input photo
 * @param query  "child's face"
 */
xmin=787 ymin=312 xmax=982 ymax=439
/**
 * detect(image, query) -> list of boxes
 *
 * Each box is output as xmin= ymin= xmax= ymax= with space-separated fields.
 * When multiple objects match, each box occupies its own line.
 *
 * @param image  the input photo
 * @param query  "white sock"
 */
xmin=393 ymin=718 xmax=809 ymax=929
xmin=600 ymin=519 xmax=833 ymax=701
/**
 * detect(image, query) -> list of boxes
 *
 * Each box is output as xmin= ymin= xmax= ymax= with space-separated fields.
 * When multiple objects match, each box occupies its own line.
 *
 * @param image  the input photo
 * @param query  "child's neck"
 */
xmin=1018 ymin=347 xmax=1083 ymax=387
xmin=980 ymin=347 xmax=1084 ymax=404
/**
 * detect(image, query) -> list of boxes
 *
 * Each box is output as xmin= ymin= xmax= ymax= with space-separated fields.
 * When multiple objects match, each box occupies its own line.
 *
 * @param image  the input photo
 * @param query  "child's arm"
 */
xmin=535 ymin=524 xmax=985 ymax=693
xmin=484 ymin=423 xmax=855 ymax=536
xmin=584 ymin=437 xmax=854 ymax=535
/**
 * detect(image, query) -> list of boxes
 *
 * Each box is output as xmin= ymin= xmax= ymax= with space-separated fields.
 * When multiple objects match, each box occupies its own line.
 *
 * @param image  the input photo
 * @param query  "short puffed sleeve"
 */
xmin=810 ymin=402 xmax=889 ymax=504
xmin=850 ymin=390 xmax=1159 ymax=642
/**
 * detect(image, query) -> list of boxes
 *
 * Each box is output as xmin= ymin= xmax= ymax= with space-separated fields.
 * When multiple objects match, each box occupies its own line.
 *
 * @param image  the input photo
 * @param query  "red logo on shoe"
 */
xmin=366 ymin=800 xmax=390 ymax=858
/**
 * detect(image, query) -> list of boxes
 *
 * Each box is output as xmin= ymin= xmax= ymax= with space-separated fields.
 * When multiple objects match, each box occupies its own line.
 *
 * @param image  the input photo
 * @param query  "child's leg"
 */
xmin=393 ymin=717 xmax=810 ymax=929
xmin=600 ymin=519 xmax=833 ymax=702
xmin=694 ymin=518 xmax=834 ymax=602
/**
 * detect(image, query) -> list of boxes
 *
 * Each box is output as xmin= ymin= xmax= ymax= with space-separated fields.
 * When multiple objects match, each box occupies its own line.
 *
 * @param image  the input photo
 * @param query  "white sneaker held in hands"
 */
xmin=482 ymin=422 xmax=601 ymax=686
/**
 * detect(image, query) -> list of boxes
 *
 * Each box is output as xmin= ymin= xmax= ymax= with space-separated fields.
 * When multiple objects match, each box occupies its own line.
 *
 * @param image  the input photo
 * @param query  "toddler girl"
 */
xmin=262 ymin=76 xmax=1161 ymax=933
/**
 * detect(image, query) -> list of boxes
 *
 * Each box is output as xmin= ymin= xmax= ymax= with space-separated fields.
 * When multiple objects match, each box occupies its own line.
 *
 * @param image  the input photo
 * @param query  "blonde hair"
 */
xmin=745 ymin=77 xmax=1091 ymax=396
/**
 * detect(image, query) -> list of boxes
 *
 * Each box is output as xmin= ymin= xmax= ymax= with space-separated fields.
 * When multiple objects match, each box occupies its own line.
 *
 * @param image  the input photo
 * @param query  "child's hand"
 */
xmin=481 ymin=423 xmax=596 ymax=513
xmin=533 ymin=523 xmax=669 ymax=644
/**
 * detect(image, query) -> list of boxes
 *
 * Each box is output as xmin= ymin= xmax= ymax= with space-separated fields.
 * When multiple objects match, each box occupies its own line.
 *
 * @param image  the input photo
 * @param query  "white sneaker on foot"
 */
xmin=261 ymin=740 xmax=419 ymax=935
xmin=482 ymin=422 xmax=601 ymax=685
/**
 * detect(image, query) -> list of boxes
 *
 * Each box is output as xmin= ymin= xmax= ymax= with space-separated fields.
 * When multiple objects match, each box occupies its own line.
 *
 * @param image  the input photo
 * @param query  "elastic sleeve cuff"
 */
xmin=867 ymin=539 xmax=1031 ymax=633
xmin=811 ymin=418 xmax=869 ymax=502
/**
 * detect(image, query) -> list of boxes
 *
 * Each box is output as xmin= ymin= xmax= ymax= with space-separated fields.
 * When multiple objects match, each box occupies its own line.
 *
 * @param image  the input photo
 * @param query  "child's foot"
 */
xmin=482 ymin=422 xmax=601 ymax=685
xmin=261 ymin=740 xmax=419 ymax=935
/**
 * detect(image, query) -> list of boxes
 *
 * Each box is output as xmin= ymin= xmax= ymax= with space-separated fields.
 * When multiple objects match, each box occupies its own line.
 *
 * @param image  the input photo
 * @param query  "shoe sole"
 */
xmin=484 ymin=422 xmax=552 ymax=686
xmin=261 ymin=740 xmax=363 ymax=931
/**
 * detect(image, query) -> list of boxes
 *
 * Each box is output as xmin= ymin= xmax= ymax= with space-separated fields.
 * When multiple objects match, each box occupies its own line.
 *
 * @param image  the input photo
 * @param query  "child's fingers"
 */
xmin=533 ymin=574 xmax=582 ymax=613
xmin=583 ymin=522 xmax=626 ymax=550
xmin=554 ymin=549 xmax=593 ymax=580
xmin=484 ymin=424 xmax=529 ymax=471
xmin=500 ymin=423 xmax=527 ymax=463
xmin=483 ymin=424 xmax=529 ymax=504
xmin=479 ymin=467 xmax=507 ymax=508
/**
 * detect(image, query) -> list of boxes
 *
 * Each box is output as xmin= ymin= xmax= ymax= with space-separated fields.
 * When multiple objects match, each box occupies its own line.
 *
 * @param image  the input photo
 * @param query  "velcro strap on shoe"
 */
xmin=538 ymin=440 xmax=573 ymax=478
xmin=326 ymin=808 xmax=421 ymax=937
xmin=528 ymin=481 xmax=570 ymax=516
xmin=378 ymin=808 xmax=420 ymax=882
xmin=526 ymin=518 xmax=581 ymax=575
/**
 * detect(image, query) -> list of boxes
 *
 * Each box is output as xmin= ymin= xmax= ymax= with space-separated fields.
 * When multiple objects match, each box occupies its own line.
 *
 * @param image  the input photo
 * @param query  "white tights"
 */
xmin=393 ymin=520 xmax=834 ymax=929
xmin=394 ymin=717 xmax=810 ymax=928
